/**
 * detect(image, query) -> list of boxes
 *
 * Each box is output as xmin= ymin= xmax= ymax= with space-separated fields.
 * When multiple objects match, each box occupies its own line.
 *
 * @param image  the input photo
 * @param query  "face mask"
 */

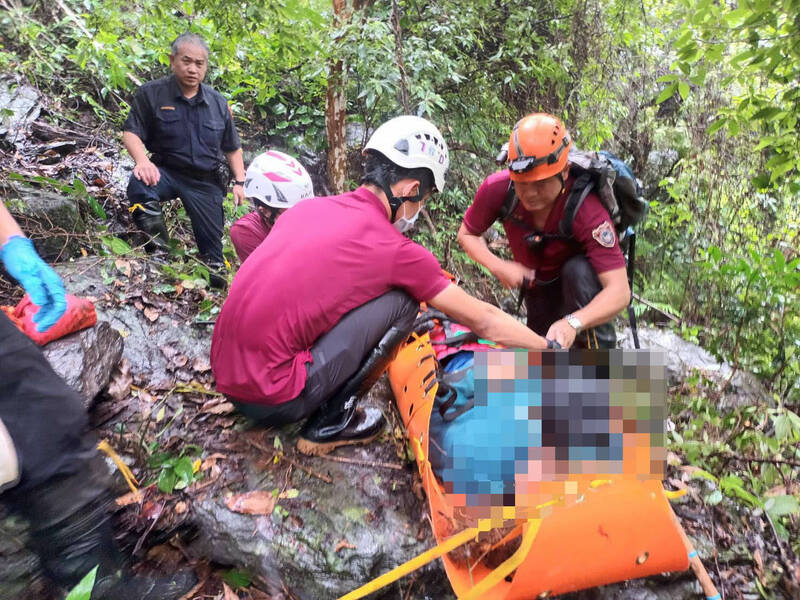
xmin=393 ymin=203 xmax=421 ymax=233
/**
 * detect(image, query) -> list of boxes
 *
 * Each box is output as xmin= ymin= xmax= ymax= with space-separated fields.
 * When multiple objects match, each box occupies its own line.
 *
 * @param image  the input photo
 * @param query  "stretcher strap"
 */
xmin=97 ymin=439 xmax=139 ymax=494
xmin=462 ymin=519 xmax=542 ymax=600
xmin=337 ymin=526 xmax=480 ymax=600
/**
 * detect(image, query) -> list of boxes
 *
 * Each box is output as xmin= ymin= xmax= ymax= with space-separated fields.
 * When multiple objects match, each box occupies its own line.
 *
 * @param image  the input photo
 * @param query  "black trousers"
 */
xmin=234 ymin=290 xmax=418 ymax=425
xmin=127 ymin=167 xmax=225 ymax=263
xmin=525 ymin=255 xmax=617 ymax=349
xmin=0 ymin=312 xmax=97 ymax=499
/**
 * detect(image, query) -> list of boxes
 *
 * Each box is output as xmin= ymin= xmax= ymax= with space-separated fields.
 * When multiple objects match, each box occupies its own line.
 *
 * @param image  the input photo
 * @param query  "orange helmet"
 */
xmin=507 ymin=113 xmax=572 ymax=183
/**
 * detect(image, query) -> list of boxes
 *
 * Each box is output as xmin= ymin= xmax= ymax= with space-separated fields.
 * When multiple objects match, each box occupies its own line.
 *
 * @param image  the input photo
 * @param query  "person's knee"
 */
xmin=561 ymin=255 xmax=595 ymax=283
xmin=387 ymin=290 xmax=419 ymax=329
xmin=0 ymin=418 xmax=20 ymax=494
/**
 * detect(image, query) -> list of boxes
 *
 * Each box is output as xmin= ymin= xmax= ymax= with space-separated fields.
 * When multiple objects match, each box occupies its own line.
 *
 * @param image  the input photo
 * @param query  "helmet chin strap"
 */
xmin=381 ymin=182 xmax=424 ymax=221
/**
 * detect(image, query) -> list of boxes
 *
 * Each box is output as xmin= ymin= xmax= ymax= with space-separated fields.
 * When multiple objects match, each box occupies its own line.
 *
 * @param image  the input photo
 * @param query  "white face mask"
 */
xmin=393 ymin=202 xmax=421 ymax=233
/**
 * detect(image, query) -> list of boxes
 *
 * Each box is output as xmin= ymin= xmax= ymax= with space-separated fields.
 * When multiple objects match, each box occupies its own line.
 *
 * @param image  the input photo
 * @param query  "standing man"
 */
xmin=0 ymin=201 xmax=195 ymax=599
xmin=457 ymin=113 xmax=630 ymax=349
xmin=122 ymin=32 xmax=245 ymax=288
xmin=211 ymin=116 xmax=555 ymax=457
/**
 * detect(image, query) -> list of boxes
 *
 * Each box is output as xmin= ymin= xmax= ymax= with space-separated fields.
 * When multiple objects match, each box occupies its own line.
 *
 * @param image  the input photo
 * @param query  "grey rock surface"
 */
xmin=0 ymin=79 xmax=40 ymax=146
xmin=1 ymin=181 xmax=84 ymax=259
xmin=619 ymin=326 xmax=769 ymax=408
xmin=42 ymin=321 xmax=123 ymax=408
xmin=54 ymin=259 xmax=211 ymax=389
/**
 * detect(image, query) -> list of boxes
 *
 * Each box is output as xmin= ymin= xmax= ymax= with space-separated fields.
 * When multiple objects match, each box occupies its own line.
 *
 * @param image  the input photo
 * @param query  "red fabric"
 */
xmin=463 ymin=170 xmax=626 ymax=281
xmin=211 ymin=186 xmax=451 ymax=405
xmin=230 ymin=211 xmax=272 ymax=263
xmin=0 ymin=294 xmax=97 ymax=345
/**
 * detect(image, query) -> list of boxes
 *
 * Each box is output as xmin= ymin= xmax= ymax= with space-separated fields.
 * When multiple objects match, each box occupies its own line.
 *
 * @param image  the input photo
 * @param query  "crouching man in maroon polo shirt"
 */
xmin=457 ymin=113 xmax=630 ymax=349
xmin=211 ymin=116 xmax=553 ymax=456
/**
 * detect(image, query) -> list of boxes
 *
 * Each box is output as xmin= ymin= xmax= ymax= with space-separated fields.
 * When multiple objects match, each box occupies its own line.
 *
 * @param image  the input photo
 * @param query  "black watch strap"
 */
xmin=233 ymin=180 xmax=245 ymax=186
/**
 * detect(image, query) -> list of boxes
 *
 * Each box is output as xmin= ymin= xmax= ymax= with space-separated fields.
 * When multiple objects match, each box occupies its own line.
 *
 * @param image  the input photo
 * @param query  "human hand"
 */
xmin=232 ymin=183 xmax=245 ymax=206
xmin=133 ymin=159 xmax=161 ymax=186
xmin=494 ymin=261 xmax=534 ymax=290
xmin=546 ymin=318 xmax=578 ymax=349
xmin=0 ymin=236 xmax=66 ymax=332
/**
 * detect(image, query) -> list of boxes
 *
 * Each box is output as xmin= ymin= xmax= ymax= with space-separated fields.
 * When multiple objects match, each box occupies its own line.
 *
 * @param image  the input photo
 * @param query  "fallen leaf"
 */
xmin=174 ymin=501 xmax=188 ymax=514
xmin=115 ymin=490 xmax=144 ymax=506
xmin=225 ymin=491 xmax=276 ymax=516
xmin=143 ymin=307 xmax=160 ymax=322
xmin=753 ymin=548 xmax=764 ymax=577
xmin=171 ymin=354 xmax=189 ymax=368
xmin=192 ymin=357 xmax=211 ymax=373
xmin=106 ymin=359 xmax=132 ymax=400
xmin=334 ymin=539 xmax=356 ymax=553
xmin=114 ymin=258 xmax=131 ymax=277
xmin=201 ymin=398 xmax=235 ymax=415
xmin=222 ymin=583 xmax=239 ymax=600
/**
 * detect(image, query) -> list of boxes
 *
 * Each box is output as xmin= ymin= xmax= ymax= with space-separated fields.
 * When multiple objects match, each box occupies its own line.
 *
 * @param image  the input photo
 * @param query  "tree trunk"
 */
xmin=325 ymin=0 xmax=348 ymax=195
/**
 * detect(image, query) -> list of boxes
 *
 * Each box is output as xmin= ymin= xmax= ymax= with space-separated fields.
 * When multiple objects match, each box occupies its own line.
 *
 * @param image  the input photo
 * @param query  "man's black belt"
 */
xmin=151 ymin=156 xmax=217 ymax=182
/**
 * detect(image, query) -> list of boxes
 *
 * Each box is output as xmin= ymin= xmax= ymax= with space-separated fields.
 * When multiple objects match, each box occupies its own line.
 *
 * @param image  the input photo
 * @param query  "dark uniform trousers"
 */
xmin=127 ymin=167 xmax=225 ymax=264
xmin=525 ymin=255 xmax=617 ymax=349
xmin=234 ymin=290 xmax=419 ymax=425
xmin=0 ymin=312 xmax=120 ymax=587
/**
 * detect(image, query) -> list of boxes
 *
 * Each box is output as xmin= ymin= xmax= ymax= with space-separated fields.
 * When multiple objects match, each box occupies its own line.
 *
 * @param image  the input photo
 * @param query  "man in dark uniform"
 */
xmin=123 ymin=32 xmax=245 ymax=288
xmin=0 ymin=201 xmax=196 ymax=598
xmin=457 ymin=113 xmax=630 ymax=349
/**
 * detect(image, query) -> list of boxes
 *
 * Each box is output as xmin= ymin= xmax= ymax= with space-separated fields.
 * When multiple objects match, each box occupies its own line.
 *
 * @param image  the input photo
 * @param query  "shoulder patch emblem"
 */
xmin=592 ymin=221 xmax=616 ymax=248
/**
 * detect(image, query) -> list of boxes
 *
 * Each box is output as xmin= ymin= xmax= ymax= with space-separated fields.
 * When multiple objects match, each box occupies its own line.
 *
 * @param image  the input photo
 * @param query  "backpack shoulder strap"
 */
xmin=558 ymin=171 xmax=595 ymax=238
xmin=494 ymin=180 xmax=518 ymax=223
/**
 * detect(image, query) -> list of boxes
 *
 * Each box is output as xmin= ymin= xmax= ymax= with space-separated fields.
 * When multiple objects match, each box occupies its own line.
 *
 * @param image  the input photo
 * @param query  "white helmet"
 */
xmin=244 ymin=150 xmax=314 ymax=209
xmin=363 ymin=116 xmax=449 ymax=192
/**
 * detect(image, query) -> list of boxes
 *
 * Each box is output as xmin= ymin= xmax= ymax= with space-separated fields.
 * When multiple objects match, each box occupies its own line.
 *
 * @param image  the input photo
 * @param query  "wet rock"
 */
xmin=42 ymin=321 xmax=123 ymax=409
xmin=54 ymin=259 xmax=211 ymax=389
xmin=619 ymin=326 xmax=769 ymax=408
xmin=0 ymin=181 xmax=84 ymax=260
xmin=0 ymin=79 xmax=40 ymax=148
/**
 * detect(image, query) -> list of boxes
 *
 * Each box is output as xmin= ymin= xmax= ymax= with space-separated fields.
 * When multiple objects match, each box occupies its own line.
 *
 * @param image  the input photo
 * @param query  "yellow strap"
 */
xmin=97 ymin=439 xmax=139 ymax=494
xmin=664 ymin=488 xmax=687 ymax=500
xmin=462 ymin=518 xmax=542 ymax=600
xmin=128 ymin=203 xmax=145 ymax=214
xmin=337 ymin=526 xmax=479 ymax=600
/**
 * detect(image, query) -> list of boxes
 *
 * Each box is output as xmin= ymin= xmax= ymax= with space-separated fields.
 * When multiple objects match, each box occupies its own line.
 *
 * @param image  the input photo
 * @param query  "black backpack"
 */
xmin=494 ymin=149 xmax=648 ymax=348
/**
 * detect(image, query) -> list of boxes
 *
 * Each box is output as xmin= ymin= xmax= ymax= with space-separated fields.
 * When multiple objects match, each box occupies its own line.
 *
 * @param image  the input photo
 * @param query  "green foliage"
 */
xmin=65 ymin=566 xmax=98 ymax=600
xmin=148 ymin=444 xmax=203 ymax=494
xmin=222 ymin=568 xmax=252 ymax=589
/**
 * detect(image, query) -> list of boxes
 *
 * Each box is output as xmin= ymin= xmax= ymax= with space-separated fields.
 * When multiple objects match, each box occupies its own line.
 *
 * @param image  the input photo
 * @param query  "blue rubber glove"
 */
xmin=0 ymin=236 xmax=67 ymax=332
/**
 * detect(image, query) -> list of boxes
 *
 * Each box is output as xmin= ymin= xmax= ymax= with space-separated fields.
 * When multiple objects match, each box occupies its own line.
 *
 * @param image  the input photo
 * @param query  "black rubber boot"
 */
xmin=131 ymin=200 xmax=170 ymax=253
xmin=199 ymin=258 xmax=228 ymax=290
xmin=15 ymin=453 xmax=196 ymax=600
xmin=297 ymin=322 xmax=413 ymax=456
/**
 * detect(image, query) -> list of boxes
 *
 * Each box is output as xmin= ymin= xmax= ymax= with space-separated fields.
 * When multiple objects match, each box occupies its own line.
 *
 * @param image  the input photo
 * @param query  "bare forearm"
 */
xmin=571 ymin=279 xmax=630 ymax=329
xmin=457 ymin=225 xmax=506 ymax=275
xmin=122 ymin=131 xmax=150 ymax=164
xmin=476 ymin=304 xmax=548 ymax=350
xmin=225 ymin=149 xmax=245 ymax=181
xmin=0 ymin=202 xmax=24 ymax=246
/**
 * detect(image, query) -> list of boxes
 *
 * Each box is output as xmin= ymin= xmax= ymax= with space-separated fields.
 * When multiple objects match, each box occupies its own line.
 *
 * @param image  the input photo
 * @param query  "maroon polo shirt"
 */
xmin=211 ymin=187 xmax=450 ymax=405
xmin=230 ymin=211 xmax=271 ymax=263
xmin=463 ymin=170 xmax=625 ymax=282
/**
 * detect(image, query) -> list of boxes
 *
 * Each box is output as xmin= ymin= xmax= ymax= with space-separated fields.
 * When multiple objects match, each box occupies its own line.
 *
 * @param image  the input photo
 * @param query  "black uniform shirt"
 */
xmin=122 ymin=75 xmax=241 ymax=172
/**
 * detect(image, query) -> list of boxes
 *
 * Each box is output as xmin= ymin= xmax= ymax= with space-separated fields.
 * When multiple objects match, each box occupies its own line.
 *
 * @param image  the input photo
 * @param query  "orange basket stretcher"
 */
xmin=340 ymin=331 xmax=720 ymax=600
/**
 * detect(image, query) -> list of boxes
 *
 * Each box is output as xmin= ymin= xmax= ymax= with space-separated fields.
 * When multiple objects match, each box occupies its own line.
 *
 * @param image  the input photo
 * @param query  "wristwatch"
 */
xmin=233 ymin=180 xmax=245 ymax=186
xmin=564 ymin=313 xmax=583 ymax=333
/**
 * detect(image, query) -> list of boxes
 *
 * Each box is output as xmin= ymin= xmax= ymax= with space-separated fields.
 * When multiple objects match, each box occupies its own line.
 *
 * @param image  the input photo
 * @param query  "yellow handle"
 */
xmin=461 ymin=519 xmax=541 ymax=600
xmin=337 ymin=526 xmax=479 ymax=600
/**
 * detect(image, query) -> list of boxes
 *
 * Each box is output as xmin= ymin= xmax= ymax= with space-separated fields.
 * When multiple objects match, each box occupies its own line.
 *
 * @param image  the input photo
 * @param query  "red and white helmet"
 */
xmin=244 ymin=150 xmax=314 ymax=209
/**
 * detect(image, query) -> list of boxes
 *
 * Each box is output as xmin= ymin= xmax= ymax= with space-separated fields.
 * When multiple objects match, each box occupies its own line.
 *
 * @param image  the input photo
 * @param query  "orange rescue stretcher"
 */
xmin=340 ymin=330 xmax=721 ymax=600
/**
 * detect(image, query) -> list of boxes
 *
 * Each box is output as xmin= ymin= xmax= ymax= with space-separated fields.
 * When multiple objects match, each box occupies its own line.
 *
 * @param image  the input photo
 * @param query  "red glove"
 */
xmin=2 ymin=294 xmax=97 ymax=345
